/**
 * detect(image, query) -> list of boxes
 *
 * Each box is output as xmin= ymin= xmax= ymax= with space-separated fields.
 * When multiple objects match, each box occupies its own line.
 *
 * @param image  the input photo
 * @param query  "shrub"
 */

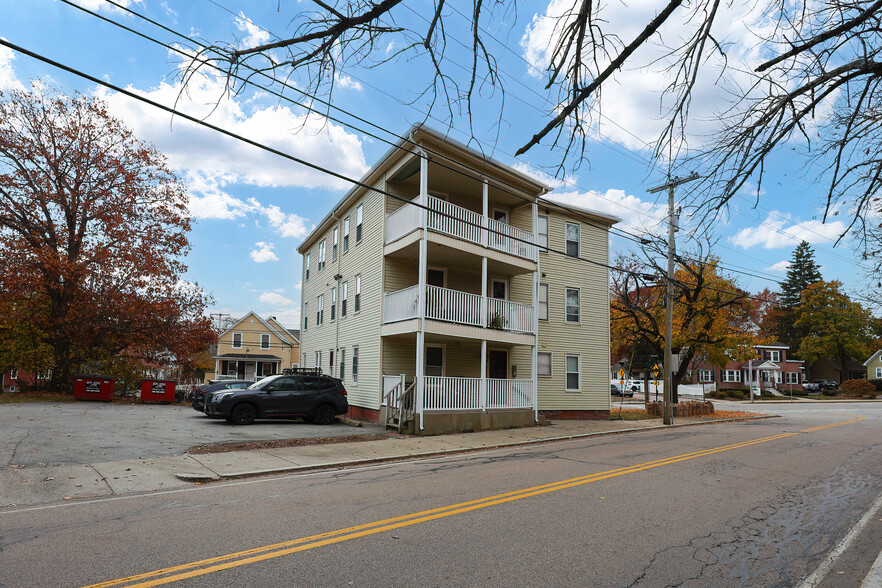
xmin=837 ymin=379 xmax=878 ymax=399
xmin=868 ymin=379 xmax=882 ymax=392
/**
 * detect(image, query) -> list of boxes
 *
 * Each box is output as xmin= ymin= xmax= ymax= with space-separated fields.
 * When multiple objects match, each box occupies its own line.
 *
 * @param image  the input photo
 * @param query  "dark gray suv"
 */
xmin=204 ymin=373 xmax=348 ymax=425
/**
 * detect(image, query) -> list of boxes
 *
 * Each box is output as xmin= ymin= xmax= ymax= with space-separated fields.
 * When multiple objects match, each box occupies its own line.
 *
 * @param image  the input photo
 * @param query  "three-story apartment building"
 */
xmin=298 ymin=125 xmax=619 ymax=433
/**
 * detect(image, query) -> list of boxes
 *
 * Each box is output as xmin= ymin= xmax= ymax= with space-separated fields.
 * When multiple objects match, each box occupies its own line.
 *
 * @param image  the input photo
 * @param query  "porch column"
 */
xmin=419 ymin=152 xmax=428 ymax=226
xmin=481 ymin=256 xmax=488 ymax=327
xmin=416 ymin=330 xmax=425 ymax=429
xmin=480 ymin=339 xmax=487 ymax=412
xmin=482 ymin=179 xmax=489 ymax=247
xmin=417 ymin=153 xmax=428 ymax=430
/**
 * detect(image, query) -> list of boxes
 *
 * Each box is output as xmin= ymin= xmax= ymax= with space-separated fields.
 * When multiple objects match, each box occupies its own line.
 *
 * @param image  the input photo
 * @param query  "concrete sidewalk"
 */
xmin=0 ymin=414 xmax=774 ymax=509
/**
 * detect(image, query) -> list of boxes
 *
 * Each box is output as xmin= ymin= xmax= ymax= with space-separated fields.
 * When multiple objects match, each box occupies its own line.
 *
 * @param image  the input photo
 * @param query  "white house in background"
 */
xmin=297 ymin=125 xmax=619 ymax=434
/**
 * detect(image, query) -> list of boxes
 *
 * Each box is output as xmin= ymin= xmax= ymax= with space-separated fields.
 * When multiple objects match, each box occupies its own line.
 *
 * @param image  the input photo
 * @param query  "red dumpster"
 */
xmin=73 ymin=375 xmax=116 ymax=402
xmin=140 ymin=379 xmax=176 ymax=403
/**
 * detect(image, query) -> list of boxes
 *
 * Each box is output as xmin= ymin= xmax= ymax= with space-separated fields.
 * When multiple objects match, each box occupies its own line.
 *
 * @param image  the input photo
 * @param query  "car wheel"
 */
xmin=230 ymin=403 xmax=256 ymax=425
xmin=313 ymin=404 xmax=336 ymax=425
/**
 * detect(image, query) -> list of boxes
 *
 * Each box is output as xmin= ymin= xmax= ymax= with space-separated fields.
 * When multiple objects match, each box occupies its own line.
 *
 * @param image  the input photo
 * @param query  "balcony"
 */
xmin=385 ymin=196 xmax=537 ymax=261
xmin=383 ymin=284 xmax=534 ymax=334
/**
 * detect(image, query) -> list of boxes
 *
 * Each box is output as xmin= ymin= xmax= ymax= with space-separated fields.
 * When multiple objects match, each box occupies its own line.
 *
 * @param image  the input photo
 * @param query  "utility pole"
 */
xmin=648 ymin=172 xmax=699 ymax=425
xmin=210 ymin=312 xmax=230 ymax=332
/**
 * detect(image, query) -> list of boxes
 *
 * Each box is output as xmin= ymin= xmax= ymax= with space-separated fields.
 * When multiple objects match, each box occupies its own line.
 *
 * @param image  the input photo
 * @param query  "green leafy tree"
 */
xmin=774 ymin=241 xmax=823 ymax=351
xmin=795 ymin=281 xmax=876 ymax=382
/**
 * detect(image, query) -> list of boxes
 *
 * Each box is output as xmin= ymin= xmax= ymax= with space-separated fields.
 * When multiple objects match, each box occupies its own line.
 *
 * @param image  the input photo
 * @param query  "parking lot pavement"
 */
xmin=0 ymin=402 xmax=387 ymax=467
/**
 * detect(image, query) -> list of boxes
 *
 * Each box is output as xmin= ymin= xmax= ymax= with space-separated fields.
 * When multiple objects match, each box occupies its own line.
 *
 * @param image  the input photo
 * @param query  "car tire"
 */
xmin=230 ymin=403 xmax=256 ymax=425
xmin=313 ymin=404 xmax=336 ymax=425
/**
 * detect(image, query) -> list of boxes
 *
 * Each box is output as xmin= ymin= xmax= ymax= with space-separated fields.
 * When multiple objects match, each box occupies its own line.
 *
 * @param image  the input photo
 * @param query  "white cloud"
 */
xmin=235 ymin=12 xmax=270 ymax=50
xmin=766 ymin=261 xmax=791 ymax=272
xmin=96 ymin=68 xmax=369 ymax=191
xmin=250 ymin=241 xmax=279 ymax=263
xmin=511 ymin=162 xmax=576 ymax=190
xmin=728 ymin=212 xmax=847 ymax=249
xmin=69 ymin=0 xmax=142 ymax=13
xmin=335 ymin=73 xmax=363 ymax=91
xmin=263 ymin=307 xmax=300 ymax=328
xmin=0 ymin=45 xmax=24 ymax=91
xmin=258 ymin=291 xmax=294 ymax=306
xmin=546 ymin=188 xmax=666 ymax=237
xmin=249 ymin=199 xmax=310 ymax=239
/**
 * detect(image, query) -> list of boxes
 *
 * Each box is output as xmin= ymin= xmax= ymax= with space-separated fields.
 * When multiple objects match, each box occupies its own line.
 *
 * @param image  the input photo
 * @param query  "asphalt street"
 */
xmin=0 ymin=402 xmax=879 ymax=587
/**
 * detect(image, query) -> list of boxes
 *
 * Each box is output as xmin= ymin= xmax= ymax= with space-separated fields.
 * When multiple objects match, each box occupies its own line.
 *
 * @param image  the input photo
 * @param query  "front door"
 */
xmin=487 ymin=349 xmax=508 ymax=379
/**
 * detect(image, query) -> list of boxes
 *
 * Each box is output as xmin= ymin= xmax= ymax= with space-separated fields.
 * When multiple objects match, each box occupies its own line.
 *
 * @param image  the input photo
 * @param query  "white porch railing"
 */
xmin=426 ymin=285 xmax=483 ymax=326
xmin=422 ymin=376 xmax=536 ymax=411
xmin=385 ymin=202 xmax=422 ymax=243
xmin=383 ymin=285 xmax=420 ymax=323
xmin=384 ymin=196 xmax=537 ymax=261
xmin=487 ymin=298 xmax=534 ymax=334
xmin=384 ymin=285 xmax=534 ymax=334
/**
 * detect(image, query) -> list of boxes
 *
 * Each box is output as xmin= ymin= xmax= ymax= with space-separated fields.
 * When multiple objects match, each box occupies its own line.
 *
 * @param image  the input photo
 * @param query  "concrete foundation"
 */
xmin=415 ymin=409 xmax=536 ymax=436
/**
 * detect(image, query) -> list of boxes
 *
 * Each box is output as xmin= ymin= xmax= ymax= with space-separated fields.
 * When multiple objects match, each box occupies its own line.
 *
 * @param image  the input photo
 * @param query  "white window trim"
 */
xmin=260 ymin=334 xmax=270 ymax=350
xmin=427 ymin=266 xmax=448 ymax=288
xmin=343 ymin=216 xmax=350 ymax=252
xmin=425 ymin=344 xmax=446 ymax=377
xmin=876 ymin=367 xmax=882 ymax=379
xmin=565 ymin=287 xmax=580 ymax=324
xmin=538 ymin=352 xmax=552 ymax=377
xmin=537 ymin=215 xmax=549 ymax=250
xmin=356 ymin=203 xmax=364 ymax=244
xmin=786 ymin=371 xmax=800 ymax=384
xmin=565 ymin=354 xmax=581 ymax=392
xmin=723 ymin=370 xmax=741 ymax=383
xmin=354 ymin=274 xmax=362 ymax=314
xmin=315 ymin=350 xmax=322 ymax=369
xmin=538 ymin=283 xmax=549 ymax=321
xmin=341 ymin=281 xmax=348 ymax=317
xmin=565 ymin=222 xmax=580 ymax=257
xmin=317 ymin=294 xmax=324 ymax=326
xmin=352 ymin=345 xmax=359 ymax=385
xmin=232 ymin=332 xmax=243 ymax=349
xmin=318 ymin=240 xmax=326 ymax=271
xmin=699 ymin=369 xmax=713 ymax=382
xmin=332 ymin=227 xmax=339 ymax=260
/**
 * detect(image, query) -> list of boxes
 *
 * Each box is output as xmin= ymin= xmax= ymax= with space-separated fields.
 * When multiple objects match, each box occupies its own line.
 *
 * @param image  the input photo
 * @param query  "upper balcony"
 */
xmin=385 ymin=196 xmax=538 ymax=263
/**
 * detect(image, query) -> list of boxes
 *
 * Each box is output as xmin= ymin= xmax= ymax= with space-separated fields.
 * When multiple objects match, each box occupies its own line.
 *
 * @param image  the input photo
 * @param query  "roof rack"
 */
xmin=281 ymin=367 xmax=323 ymax=376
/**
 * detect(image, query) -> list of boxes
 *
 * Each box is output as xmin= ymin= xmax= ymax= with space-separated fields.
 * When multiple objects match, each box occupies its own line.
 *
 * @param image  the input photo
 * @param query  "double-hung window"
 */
xmin=768 ymin=350 xmax=781 ymax=362
xmin=537 ymin=215 xmax=548 ymax=250
xmin=318 ymin=240 xmax=326 ymax=271
xmin=538 ymin=283 xmax=548 ymax=321
xmin=354 ymin=275 xmax=361 ymax=312
xmin=339 ymin=348 xmax=345 ymax=380
xmin=315 ymin=350 xmax=321 ymax=369
xmin=566 ymin=355 xmax=580 ymax=391
xmin=232 ymin=333 xmax=243 ymax=348
xmin=329 ymin=349 xmax=335 ymax=374
xmin=786 ymin=371 xmax=799 ymax=384
xmin=356 ymin=204 xmax=363 ymax=243
xmin=352 ymin=346 xmax=359 ymax=384
xmin=565 ymin=223 xmax=579 ymax=257
xmin=305 ymin=253 xmax=310 ymax=280
xmin=331 ymin=287 xmax=337 ymax=320
xmin=723 ymin=370 xmax=741 ymax=382
xmin=876 ymin=367 xmax=882 ymax=379
xmin=699 ymin=369 xmax=713 ymax=382
xmin=538 ymin=352 xmax=551 ymax=376
xmin=260 ymin=334 xmax=270 ymax=350
xmin=343 ymin=216 xmax=350 ymax=253
xmin=332 ymin=227 xmax=338 ymax=260
xmin=303 ymin=302 xmax=308 ymax=330
xmin=341 ymin=281 xmax=348 ymax=317
xmin=316 ymin=295 xmax=324 ymax=326
xmin=565 ymin=288 xmax=580 ymax=323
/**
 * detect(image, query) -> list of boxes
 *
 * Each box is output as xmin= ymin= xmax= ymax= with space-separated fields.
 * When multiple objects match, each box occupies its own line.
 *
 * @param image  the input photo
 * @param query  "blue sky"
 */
xmin=0 ymin=0 xmax=872 ymax=328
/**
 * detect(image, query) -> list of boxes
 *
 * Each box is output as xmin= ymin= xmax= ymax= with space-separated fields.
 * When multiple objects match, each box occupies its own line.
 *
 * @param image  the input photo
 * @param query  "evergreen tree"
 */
xmin=775 ymin=241 xmax=823 ymax=351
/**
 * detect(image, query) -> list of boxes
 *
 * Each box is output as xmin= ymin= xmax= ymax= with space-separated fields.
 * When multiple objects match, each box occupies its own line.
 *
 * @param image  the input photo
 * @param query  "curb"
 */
xmin=195 ymin=414 xmax=778 ymax=482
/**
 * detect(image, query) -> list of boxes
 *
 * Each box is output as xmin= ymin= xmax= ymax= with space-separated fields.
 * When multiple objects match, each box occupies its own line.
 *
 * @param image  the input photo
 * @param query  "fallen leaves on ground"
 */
xmin=187 ymin=434 xmax=390 ymax=454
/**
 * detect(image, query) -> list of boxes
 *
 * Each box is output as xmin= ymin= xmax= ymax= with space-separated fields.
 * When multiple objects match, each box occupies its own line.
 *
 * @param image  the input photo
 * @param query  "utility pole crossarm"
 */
xmin=646 ymin=172 xmax=699 ymax=425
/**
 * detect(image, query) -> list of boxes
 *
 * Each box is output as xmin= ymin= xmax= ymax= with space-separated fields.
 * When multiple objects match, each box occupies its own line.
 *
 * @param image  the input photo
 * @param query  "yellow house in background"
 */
xmin=864 ymin=349 xmax=882 ymax=381
xmin=204 ymin=311 xmax=300 ymax=383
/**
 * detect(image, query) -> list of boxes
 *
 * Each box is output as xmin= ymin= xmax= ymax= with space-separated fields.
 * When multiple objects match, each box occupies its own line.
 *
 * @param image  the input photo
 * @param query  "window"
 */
xmin=537 ymin=215 xmax=548 ymax=250
xmin=10 ymin=369 xmax=18 ymax=379
xmin=260 ymin=334 xmax=270 ymax=350
xmin=352 ymin=346 xmax=359 ymax=384
xmin=784 ymin=371 xmax=798 ymax=384
xmin=699 ymin=369 xmax=713 ymax=382
xmin=339 ymin=348 xmax=345 ymax=380
xmin=767 ymin=350 xmax=781 ymax=362
xmin=303 ymin=302 xmax=308 ymax=330
xmin=305 ymin=253 xmax=310 ymax=280
xmin=876 ymin=367 xmax=882 ymax=379
xmin=331 ymin=287 xmax=337 ymax=320
xmin=317 ymin=295 xmax=324 ymax=326
xmin=566 ymin=355 xmax=580 ymax=390
xmin=332 ymin=227 xmax=339 ymax=260
xmin=329 ymin=349 xmax=335 ymax=374
xmin=318 ymin=240 xmax=326 ymax=271
xmin=723 ymin=370 xmax=741 ymax=382
xmin=356 ymin=204 xmax=363 ymax=243
xmin=538 ymin=283 xmax=548 ymax=321
xmin=232 ymin=333 xmax=243 ymax=349
xmin=538 ymin=352 xmax=551 ymax=376
xmin=565 ymin=288 xmax=580 ymax=323
xmin=774 ymin=371 xmax=783 ymax=383
xmin=355 ymin=274 xmax=361 ymax=312
xmin=425 ymin=346 xmax=444 ymax=376
xmin=565 ymin=222 xmax=579 ymax=257
xmin=315 ymin=350 xmax=322 ymax=369
xmin=342 ymin=281 xmax=348 ymax=317
xmin=343 ymin=216 xmax=350 ymax=252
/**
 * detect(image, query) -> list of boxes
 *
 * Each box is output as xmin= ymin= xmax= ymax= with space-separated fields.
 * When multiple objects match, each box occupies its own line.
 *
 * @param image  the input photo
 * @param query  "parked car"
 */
xmin=204 ymin=373 xmax=348 ymax=425
xmin=804 ymin=379 xmax=839 ymax=392
xmin=610 ymin=383 xmax=634 ymax=398
xmin=190 ymin=380 xmax=251 ymax=412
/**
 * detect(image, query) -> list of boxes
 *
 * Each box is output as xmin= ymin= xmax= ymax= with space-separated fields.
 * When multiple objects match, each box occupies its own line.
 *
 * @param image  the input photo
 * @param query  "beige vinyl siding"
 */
xmin=536 ymin=211 xmax=610 ymax=410
xmin=384 ymin=258 xmax=418 ymax=292
xmin=299 ymin=180 xmax=385 ymax=411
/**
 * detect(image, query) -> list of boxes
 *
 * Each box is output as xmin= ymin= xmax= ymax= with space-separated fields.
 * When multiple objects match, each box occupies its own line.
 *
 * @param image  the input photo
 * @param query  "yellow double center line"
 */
xmin=87 ymin=417 xmax=866 ymax=588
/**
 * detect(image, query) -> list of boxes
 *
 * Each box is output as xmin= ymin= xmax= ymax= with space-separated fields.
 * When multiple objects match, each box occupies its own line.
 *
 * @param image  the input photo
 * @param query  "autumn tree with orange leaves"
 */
xmin=0 ymin=87 xmax=215 ymax=392
xmin=610 ymin=250 xmax=757 ymax=402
